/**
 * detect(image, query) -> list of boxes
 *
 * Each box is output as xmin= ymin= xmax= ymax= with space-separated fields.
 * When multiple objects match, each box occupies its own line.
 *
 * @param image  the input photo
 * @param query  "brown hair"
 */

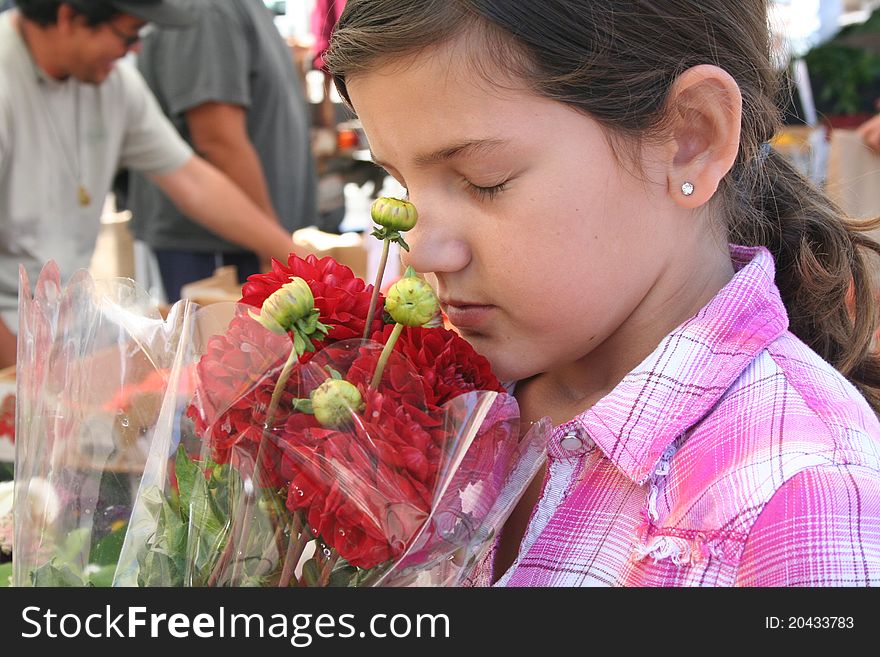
xmin=326 ymin=0 xmax=880 ymax=411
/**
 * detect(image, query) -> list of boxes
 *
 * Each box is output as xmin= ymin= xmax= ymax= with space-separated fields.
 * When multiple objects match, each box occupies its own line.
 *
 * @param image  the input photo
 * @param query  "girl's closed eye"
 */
xmin=464 ymin=178 xmax=509 ymax=201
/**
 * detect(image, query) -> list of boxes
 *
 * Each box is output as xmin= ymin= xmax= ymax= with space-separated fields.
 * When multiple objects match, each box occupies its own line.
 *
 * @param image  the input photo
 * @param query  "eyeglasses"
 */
xmin=107 ymin=22 xmax=155 ymax=48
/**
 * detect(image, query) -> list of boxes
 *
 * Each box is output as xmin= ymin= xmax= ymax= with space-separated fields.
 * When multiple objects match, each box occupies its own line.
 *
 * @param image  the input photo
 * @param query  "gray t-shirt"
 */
xmin=0 ymin=11 xmax=193 ymax=330
xmin=129 ymin=0 xmax=318 ymax=252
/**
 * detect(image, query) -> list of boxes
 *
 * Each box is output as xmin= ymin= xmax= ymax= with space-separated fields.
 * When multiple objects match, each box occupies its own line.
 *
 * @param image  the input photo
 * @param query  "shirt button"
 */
xmin=560 ymin=432 xmax=584 ymax=452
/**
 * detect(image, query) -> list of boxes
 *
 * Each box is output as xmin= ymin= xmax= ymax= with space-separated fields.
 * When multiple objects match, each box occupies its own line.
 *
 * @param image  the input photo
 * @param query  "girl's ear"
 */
xmin=663 ymin=64 xmax=742 ymax=208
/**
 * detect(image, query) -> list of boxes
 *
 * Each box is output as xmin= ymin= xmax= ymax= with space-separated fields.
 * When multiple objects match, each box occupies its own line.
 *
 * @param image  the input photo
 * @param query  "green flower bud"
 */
xmin=248 ymin=277 xmax=316 ymax=335
xmin=311 ymin=379 xmax=363 ymax=428
xmin=370 ymin=196 xmax=418 ymax=232
xmin=385 ymin=266 xmax=441 ymax=327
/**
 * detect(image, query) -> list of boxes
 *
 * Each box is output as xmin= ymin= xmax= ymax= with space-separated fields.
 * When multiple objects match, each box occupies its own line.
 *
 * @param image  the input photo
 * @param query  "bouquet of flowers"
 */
xmin=12 ymin=198 xmax=547 ymax=587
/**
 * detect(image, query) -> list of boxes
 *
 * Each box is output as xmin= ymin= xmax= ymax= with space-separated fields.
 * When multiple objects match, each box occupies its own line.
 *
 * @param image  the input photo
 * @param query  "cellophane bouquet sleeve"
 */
xmin=14 ymin=254 xmax=547 ymax=587
xmin=13 ymin=261 xmax=204 ymax=586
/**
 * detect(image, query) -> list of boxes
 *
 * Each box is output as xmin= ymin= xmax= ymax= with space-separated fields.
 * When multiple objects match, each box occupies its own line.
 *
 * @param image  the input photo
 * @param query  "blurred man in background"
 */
xmin=0 ymin=0 xmax=299 ymax=367
xmin=128 ymin=0 xmax=318 ymax=302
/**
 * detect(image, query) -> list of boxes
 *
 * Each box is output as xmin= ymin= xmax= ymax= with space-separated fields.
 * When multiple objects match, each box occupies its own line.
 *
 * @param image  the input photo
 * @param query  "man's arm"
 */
xmin=150 ymin=155 xmax=301 ymax=264
xmin=0 ymin=318 xmax=16 ymax=369
xmin=185 ymin=102 xmax=280 ymax=223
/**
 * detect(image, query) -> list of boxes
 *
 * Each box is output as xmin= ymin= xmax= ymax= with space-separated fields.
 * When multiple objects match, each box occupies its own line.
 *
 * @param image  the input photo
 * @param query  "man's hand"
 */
xmin=857 ymin=112 xmax=880 ymax=152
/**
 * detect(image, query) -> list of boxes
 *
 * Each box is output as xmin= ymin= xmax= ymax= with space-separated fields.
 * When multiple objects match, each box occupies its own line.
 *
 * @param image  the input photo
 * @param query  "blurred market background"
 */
xmin=37 ymin=0 xmax=880 ymax=307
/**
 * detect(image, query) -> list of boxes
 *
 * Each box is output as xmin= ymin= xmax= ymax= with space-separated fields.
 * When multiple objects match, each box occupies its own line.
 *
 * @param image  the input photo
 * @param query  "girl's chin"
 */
xmin=466 ymin=342 xmax=528 ymax=384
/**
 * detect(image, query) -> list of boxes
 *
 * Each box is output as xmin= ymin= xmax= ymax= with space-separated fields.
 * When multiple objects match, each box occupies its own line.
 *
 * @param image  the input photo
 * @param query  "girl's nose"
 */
xmin=400 ymin=195 xmax=471 ymax=275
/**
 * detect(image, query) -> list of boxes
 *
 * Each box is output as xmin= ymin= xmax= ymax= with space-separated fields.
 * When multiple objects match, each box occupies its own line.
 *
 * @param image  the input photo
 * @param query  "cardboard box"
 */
xmin=179 ymin=265 xmax=242 ymax=306
xmin=293 ymin=227 xmax=368 ymax=281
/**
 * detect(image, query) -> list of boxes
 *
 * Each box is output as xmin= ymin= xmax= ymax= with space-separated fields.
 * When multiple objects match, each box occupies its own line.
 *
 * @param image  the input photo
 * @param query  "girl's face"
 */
xmin=347 ymin=42 xmax=715 ymax=386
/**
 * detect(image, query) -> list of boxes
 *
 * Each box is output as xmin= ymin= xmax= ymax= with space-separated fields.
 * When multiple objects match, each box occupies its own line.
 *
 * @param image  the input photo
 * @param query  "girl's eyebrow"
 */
xmin=370 ymin=138 xmax=507 ymax=169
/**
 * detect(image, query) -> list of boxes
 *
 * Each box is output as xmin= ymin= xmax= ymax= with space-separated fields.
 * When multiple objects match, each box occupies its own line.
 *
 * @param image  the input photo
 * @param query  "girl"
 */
xmin=325 ymin=1 xmax=880 ymax=586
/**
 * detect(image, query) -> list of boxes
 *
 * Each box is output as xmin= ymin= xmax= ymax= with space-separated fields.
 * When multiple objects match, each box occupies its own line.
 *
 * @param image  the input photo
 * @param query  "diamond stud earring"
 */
xmin=681 ymin=181 xmax=695 ymax=196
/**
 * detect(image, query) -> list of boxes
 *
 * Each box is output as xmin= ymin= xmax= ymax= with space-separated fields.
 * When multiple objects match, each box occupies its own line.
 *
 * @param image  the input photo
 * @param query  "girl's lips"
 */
xmin=441 ymin=302 xmax=495 ymax=329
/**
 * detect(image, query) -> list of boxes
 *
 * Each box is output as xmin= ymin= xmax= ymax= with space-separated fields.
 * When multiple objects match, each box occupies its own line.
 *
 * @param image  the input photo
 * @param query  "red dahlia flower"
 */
xmin=240 ymin=255 xmax=384 ymax=344
xmin=186 ymin=309 xmax=323 ymax=486
xmin=363 ymin=324 xmax=505 ymax=406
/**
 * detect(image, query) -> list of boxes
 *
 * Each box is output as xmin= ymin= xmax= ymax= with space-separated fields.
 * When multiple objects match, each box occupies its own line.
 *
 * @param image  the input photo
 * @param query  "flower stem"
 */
xmin=318 ymin=549 xmax=340 ymax=586
xmin=206 ymin=525 xmax=235 ymax=586
xmin=278 ymin=512 xmax=308 ymax=587
xmin=254 ymin=523 xmax=284 ymax=578
xmin=362 ymin=238 xmax=390 ymax=339
xmin=209 ymin=339 xmax=301 ymax=587
xmin=369 ymin=322 xmax=404 ymax=389
xmin=268 ymin=342 xmax=302 ymax=422
xmin=227 ymin=486 xmax=256 ymax=584
xmin=207 ymin=476 xmax=255 ymax=586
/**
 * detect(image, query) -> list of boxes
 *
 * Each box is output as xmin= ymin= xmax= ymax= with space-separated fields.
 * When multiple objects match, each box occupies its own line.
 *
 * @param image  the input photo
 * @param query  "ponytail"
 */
xmin=727 ymin=148 xmax=880 ymax=412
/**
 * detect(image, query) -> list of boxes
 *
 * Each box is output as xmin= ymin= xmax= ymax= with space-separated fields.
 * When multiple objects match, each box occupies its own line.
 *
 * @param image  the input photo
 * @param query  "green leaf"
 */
xmin=393 ymin=234 xmax=410 ymax=252
xmin=30 ymin=560 xmax=87 ymax=587
xmin=189 ymin=468 xmax=228 ymax=550
xmin=300 ymin=313 xmax=319 ymax=334
xmin=86 ymin=564 xmax=118 ymax=588
xmin=292 ymin=331 xmax=306 ymax=356
xmin=301 ymin=556 xmax=320 ymax=587
xmin=137 ymin=548 xmax=180 ymax=587
xmin=91 ymin=523 xmax=127 ymax=566
xmin=237 ymin=571 xmax=269 ymax=587
xmin=175 ymin=444 xmax=202 ymax=518
xmin=187 ymin=463 xmax=240 ymax=584
xmin=328 ymin=565 xmax=359 ymax=587
xmin=208 ymin=462 xmax=236 ymax=518
xmin=292 ymin=398 xmax=314 ymax=414
xmin=0 ymin=462 xmax=13 ymax=481
xmin=350 ymin=565 xmax=379 ymax=587
xmin=150 ymin=494 xmax=183 ymax=555
xmin=139 ymin=485 xmax=167 ymax=516
xmin=0 ymin=561 xmax=12 ymax=586
xmin=138 ymin=489 xmax=187 ymax=586
xmin=55 ymin=527 xmax=91 ymax=565
xmin=802 ymin=43 xmax=880 ymax=115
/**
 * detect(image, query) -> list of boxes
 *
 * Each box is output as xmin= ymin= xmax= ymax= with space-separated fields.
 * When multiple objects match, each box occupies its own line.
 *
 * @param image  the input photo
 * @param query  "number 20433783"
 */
xmin=765 ymin=617 xmax=854 ymax=630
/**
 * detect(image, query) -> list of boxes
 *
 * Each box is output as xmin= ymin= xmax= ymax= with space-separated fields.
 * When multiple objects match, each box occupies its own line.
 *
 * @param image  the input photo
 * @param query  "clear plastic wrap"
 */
xmin=13 ymin=259 xmax=547 ymax=587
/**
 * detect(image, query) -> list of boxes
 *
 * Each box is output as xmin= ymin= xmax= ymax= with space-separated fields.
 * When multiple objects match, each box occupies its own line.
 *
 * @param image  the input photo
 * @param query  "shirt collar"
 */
xmin=572 ymin=245 xmax=789 ymax=484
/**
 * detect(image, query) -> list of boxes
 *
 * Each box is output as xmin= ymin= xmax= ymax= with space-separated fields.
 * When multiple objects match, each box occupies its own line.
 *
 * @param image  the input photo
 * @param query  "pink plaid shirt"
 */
xmin=468 ymin=245 xmax=880 ymax=586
